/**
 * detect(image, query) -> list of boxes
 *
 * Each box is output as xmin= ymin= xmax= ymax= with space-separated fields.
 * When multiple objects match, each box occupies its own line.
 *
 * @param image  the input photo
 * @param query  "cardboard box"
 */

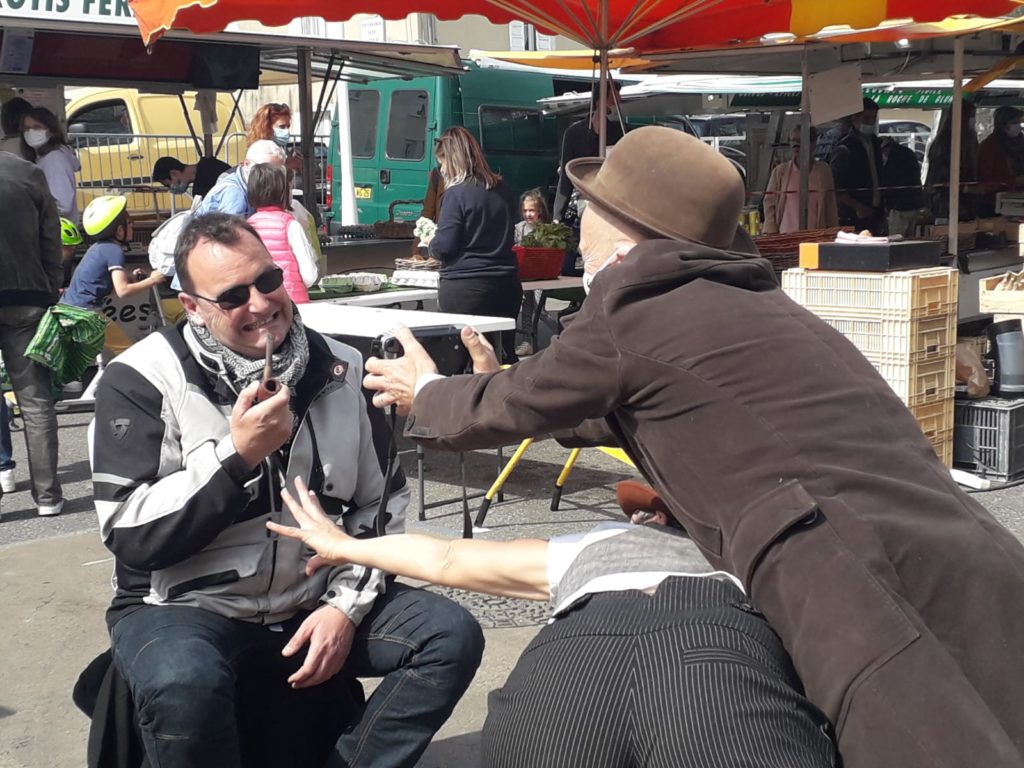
xmin=979 ymin=273 xmax=1024 ymax=318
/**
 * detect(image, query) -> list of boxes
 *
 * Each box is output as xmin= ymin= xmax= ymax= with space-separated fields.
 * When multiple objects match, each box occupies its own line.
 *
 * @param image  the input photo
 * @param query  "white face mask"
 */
xmin=23 ymin=128 xmax=50 ymax=148
xmin=1006 ymin=124 xmax=1023 ymax=139
xmin=273 ymin=126 xmax=290 ymax=147
xmin=582 ymin=248 xmax=625 ymax=294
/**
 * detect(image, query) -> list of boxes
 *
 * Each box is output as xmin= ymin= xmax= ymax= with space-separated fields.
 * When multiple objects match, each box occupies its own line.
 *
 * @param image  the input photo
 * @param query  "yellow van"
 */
xmin=65 ymin=88 xmax=248 ymax=220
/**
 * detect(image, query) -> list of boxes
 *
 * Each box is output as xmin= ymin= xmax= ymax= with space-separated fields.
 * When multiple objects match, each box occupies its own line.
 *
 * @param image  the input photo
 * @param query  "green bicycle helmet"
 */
xmin=82 ymin=195 xmax=128 ymax=237
xmin=60 ymin=218 xmax=83 ymax=247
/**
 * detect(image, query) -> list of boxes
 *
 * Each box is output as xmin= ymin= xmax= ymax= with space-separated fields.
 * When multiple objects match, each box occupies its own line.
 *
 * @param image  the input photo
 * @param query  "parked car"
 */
xmin=65 ymin=87 xmax=247 ymax=218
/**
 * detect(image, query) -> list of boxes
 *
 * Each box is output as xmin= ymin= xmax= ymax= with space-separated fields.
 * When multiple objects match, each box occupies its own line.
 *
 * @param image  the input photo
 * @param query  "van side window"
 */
xmin=385 ymin=90 xmax=428 ymax=161
xmin=479 ymin=107 xmax=545 ymax=155
xmin=349 ymin=90 xmax=380 ymax=159
xmin=67 ymin=100 xmax=133 ymax=147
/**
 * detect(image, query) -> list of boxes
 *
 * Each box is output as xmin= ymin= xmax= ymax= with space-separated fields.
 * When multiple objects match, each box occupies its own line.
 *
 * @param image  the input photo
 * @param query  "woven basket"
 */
xmin=373 ymin=221 xmax=416 ymax=239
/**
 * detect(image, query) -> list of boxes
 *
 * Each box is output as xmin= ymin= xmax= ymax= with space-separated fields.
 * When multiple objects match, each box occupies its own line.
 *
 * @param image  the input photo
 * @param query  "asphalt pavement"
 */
xmin=2 ymin=410 xmax=1023 ymax=768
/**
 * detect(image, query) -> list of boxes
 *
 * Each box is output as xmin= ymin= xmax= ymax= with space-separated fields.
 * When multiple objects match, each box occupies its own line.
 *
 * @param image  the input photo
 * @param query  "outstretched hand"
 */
xmin=268 ymin=477 xmax=354 ymax=576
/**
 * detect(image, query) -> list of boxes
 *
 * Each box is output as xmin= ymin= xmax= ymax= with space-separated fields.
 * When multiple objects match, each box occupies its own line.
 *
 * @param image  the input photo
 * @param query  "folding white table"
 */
xmin=297 ymin=302 xmax=515 ymax=533
xmin=324 ymin=288 xmax=437 ymax=309
xmin=298 ymin=302 xmax=514 ymax=337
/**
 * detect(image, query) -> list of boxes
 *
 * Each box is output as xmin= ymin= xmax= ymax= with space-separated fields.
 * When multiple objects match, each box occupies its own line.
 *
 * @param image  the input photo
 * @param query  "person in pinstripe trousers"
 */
xmin=270 ymin=478 xmax=838 ymax=768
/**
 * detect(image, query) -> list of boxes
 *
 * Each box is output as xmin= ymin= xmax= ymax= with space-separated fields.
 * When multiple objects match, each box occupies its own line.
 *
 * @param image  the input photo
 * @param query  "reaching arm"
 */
xmin=111 ymin=268 xmax=164 ymax=299
xmin=271 ymin=477 xmax=550 ymax=601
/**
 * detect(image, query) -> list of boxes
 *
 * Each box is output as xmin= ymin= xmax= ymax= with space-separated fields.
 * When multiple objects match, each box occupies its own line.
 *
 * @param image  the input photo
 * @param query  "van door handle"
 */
xmin=380 ymin=169 xmax=391 ymax=185
xmin=127 ymin=154 xmax=144 ymax=160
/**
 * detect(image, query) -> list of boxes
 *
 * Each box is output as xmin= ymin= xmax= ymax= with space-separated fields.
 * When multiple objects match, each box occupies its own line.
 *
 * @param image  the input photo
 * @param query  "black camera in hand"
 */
xmin=370 ymin=325 xmax=471 ymax=376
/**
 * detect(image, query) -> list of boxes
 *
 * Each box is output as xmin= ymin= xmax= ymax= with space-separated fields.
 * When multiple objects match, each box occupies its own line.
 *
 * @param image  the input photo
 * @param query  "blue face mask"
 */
xmin=169 ymin=181 xmax=189 ymax=195
xmin=273 ymin=126 xmax=290 ymax=147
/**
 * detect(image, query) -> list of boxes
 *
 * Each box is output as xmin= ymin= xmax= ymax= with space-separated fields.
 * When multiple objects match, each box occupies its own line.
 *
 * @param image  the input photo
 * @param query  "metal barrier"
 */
xmin=71 ymin=132 xmax=249 ymax=220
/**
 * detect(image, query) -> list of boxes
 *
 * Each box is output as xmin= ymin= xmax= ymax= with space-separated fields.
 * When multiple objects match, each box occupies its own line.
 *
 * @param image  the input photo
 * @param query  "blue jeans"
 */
xmin=0 ymin=397 xmax=14 ymax=471
xmin=110 ymin=583 xmax=484 ymax=768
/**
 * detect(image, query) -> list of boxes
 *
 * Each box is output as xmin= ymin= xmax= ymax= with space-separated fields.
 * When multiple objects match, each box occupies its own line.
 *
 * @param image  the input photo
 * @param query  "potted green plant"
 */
xmin=515 ymin=223 xmax=578 ymax=280
xmin=521 ymin=222 xmax=578 ymax=252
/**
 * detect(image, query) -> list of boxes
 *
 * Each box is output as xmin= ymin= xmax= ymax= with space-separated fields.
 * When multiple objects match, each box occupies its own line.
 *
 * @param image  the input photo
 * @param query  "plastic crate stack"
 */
xmin=782 ymin=267 xmax=958 ymax=466
xmin=953 ymin=398 xmax=1024 ymax=481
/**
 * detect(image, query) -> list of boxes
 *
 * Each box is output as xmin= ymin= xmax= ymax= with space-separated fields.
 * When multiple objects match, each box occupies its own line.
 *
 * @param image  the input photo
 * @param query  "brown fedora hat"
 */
xmin=566 ymin=126 xmax=746 ymax=250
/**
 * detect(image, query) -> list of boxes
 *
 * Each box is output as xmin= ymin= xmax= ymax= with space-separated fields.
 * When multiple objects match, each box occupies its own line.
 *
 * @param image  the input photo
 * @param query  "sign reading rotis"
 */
xmin=0 ymin=0 xmax=138 ymax=25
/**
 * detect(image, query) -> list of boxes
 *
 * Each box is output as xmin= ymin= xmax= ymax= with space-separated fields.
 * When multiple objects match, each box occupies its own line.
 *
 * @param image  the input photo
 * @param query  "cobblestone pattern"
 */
xmin=424 ymin=585 xmax=549 ymax=628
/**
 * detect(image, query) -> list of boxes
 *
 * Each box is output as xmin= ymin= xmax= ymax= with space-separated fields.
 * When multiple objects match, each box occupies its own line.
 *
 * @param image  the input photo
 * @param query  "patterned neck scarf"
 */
xmin=186 ymin=308 xmax=310 ymax=395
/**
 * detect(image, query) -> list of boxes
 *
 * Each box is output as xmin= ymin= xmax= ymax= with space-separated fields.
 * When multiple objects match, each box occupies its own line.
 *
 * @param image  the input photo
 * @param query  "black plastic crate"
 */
xmin=953 ymin=397 xmax=1024 ymax=480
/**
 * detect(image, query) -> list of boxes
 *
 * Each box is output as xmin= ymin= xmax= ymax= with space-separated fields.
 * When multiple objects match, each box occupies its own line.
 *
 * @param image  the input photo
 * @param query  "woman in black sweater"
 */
xmin=429 ymin=126 xmax=521 ymax=362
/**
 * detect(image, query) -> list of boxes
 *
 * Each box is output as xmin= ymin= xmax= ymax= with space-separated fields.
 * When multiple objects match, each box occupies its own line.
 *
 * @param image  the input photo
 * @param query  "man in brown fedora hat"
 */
xmin=364 ymin=126 xmax=1024 ymax=767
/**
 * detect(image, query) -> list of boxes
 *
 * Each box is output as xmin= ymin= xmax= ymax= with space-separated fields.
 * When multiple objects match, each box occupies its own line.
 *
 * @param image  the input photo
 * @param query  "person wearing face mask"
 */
xmin=22 ymin=106 xmax=81 ymax=222
xmin=195 ymin=140 xmax=285 ymax=218
xmin=61 ymin=195 xmax=165 ymax=359
xmin=246 ymin=102 xmax=303 ymax=174
xmin=977 ymin=105 xmax=1024 ymax=217
xmin=152 ymin=155 xmax=232 ymax=200
xmin=364 ymin=126 xmax=1024 ymax=768
xmin=831 ymin=98 xmax=886 ymax=234
xmin=763 ymin=125 xmax=839 ymax=235
xmin=925 ymin=99 xmax=980 ymax=221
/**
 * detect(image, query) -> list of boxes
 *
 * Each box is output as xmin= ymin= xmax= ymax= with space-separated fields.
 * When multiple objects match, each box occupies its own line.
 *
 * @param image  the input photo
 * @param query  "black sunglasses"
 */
xmin=190 ymin=267 xmax=285 ymax=310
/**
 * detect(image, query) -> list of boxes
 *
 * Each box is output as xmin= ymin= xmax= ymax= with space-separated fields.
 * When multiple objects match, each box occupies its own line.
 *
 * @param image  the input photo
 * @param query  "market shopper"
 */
xmin=22 ymin=106 xmax=81 ymax=222
xmin=270 ymin=475 xmax=838 ymax=768
xmin=0 ymin=96 xmax=32 ymax=160
xmin=553 ymin=79 xmax=625 ymax=227
xmin=90 ymin=212 xmax=482 ymax=768
xmin=61 ymin=195 xmax=165 ymax=359
xmin=195 ymin=140 xmax=286 ymax=218
xmin=925 ymin=100 xmax=980 ymax=220
xmin=429 ymin=126 xmax=521 ymax=363
xmin=0 ymin=151 xmax=65 ymax=517
xmin=246 ymin=163 xmax=318 ymax=303
xmin=152 ymin=155 xmax=232 ymax=199
xmin=246 ymin=102 xmax=302 ymax=173
xmin=881 ymin=136 xmax=924 ymax=238
xmin=831 ymin=98 xmax=885 ymax=233
xmin=365 ymin=126 xmax=1024 ymax=768
xmin=977 ymin=105 xmax=1024 ymax=217
xmin=762 ymin=125 xmax=838 ymax=234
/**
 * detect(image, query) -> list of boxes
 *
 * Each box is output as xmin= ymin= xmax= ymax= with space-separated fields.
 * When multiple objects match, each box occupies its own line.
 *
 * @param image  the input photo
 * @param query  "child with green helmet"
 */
xmin=59 ymin=217 xmax=82 ymax=289
xmin=61 ymin=195 xmax=165 ymax=357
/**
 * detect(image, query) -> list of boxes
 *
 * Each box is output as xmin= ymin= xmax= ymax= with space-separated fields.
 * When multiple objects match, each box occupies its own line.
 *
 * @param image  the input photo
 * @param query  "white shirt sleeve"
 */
xmin=546 ymin=523 xmax=632 ymax=593
xmin=414 ymin=373 xmax=445 ymax=395
xmin=287 ymin=219 xmax=319 ymax=288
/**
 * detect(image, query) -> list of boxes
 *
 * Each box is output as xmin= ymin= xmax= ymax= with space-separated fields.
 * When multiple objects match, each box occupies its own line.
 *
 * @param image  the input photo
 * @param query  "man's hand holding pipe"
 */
xmin=230 ymin=379 xmax=293 ymax=469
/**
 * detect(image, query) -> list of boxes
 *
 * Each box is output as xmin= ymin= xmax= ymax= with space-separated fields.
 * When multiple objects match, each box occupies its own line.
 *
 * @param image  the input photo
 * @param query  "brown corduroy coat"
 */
xmin=405 ymin=239 xmax=1024 ymax=767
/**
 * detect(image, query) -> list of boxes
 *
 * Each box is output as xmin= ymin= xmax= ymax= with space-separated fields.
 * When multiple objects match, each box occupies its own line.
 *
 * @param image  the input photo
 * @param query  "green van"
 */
xmin=327 ymin=63 xmax=586 ymax=226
